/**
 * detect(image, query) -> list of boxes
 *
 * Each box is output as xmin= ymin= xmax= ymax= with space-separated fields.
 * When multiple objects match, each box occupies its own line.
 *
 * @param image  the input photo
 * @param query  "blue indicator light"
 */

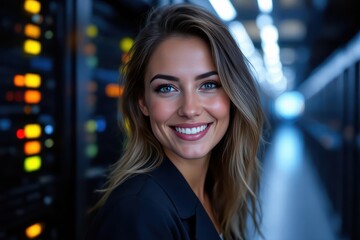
xmin=96 ymin=119 xmax=106 ymax=132
xmin=44 ymin=125 xmax=54 ymax=134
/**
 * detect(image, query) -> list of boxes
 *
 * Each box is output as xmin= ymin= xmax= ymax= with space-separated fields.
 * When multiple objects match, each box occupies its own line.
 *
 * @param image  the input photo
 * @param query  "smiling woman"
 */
xmin=87 ymin=4 xmax=264 ymax=240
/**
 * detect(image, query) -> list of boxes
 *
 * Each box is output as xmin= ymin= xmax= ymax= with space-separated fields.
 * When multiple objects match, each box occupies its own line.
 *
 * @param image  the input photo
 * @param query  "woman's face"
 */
xmin=139 ymin=35 xmax=230 ymax=163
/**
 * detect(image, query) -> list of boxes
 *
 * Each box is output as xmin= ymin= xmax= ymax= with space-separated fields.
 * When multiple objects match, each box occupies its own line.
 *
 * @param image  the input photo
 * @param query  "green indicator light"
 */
xmin=85 ymin=144 xmax=98 ymax=158
xmin=24 ymin=156 xmax=42 ymax=172
xmin=44 ymin=139 xmax=54 ymax=148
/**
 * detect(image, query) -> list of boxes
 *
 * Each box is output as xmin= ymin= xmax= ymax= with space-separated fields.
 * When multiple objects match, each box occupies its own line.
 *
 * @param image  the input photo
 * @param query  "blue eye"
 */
xmin=155 ymin=84 xmax=176 ymax=93
xmin=201 ymin=81 xmax=220 ymax=89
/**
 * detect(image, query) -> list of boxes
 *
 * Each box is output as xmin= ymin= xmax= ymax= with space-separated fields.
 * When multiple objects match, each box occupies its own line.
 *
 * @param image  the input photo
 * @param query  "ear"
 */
xmin=138 ymin=98 xmax=149 ymax=116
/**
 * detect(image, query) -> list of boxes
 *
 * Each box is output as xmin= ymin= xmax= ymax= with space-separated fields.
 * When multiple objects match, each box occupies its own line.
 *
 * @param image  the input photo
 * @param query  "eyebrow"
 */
xmin=150 ymin=71 xmax=218 ymax=83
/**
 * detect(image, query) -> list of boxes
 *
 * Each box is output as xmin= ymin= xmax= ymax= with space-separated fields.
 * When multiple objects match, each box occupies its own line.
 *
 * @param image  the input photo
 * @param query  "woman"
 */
xmin=88 ymin=4 xmax=264 ymax=240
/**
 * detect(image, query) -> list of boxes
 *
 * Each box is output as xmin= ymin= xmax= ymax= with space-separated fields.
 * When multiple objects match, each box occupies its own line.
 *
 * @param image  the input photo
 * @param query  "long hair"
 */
xmin=96 ymin=4 xmax=264 ymax=239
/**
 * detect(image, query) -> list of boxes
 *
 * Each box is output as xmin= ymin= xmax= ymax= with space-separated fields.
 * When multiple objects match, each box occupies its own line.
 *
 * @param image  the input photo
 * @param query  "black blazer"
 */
xmin=87 ymin=157 xmax=221 ymax=240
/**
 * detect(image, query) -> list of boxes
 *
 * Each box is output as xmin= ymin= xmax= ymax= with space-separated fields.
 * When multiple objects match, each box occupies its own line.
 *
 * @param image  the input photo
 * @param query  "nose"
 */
xmin=177 ymin=92 xmax=202 ymax=118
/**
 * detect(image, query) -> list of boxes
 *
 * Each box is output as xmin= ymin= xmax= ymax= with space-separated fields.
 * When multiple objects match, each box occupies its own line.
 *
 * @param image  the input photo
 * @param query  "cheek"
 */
xmin=147 ymin=98 xmax=176 ymax=124
xmin=207 ymin=94 xmax=231 ymax=120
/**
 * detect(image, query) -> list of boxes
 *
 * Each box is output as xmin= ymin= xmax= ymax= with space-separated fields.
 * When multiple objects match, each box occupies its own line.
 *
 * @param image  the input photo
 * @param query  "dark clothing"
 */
xmin=87 ymin=157 xmax=221 ymax=240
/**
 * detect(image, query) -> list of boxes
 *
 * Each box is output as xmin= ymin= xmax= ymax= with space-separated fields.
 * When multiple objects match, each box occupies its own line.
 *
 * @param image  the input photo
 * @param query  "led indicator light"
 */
xmin=86 ymin=120 xmax=97 ymax=133
xmin=24 ymin=24 xmax=41 ymax=38
xmin=14 ymin=75 xmax=25 ymax=87
xmin=86 ymin=144 xmax=98 ymax=158
xmin=24 ymin=156 xmax=42 ymax=172
xmin=44 ymin=125 xmax=54 ymax=135
xmin=120 ymin=37 xmax=134 ymax=53
xmin=24 ymin=90 xmax=41 ymax=104
xmin=24 ymin=39 xmax=41 ymax=55
xmin=24 ymin=124 xmax=41 ymax=139
xmin=44 ymin=139 xmax=54 ymax=148
xmin=105 ymin=84 xmax=124 ymax=98
xmin=24 ymin=141 xmax=41 ymax=155
xmin=17 ymin=129 xmax=26 ymax=139
xmin=25 ymin=73 xmax=41 ymax=88
xmin=24 ymin=0 xmax=41 ymax=14
xmin=86 ymin=25 xmax=98 ymax=38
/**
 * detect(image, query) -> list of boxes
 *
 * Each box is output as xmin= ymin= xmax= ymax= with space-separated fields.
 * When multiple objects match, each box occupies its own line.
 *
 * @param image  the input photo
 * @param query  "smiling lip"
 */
xmin=171 ymin=123 xmax=211 ymax=141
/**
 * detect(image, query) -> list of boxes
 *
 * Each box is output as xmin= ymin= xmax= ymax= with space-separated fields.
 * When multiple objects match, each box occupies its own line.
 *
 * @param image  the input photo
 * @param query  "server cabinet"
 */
xmin=0 ymin=0 xmax=74 ymax=239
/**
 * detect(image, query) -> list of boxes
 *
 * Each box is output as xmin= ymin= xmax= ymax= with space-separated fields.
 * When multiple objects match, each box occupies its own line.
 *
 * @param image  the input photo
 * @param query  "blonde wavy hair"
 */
xmin=96 ymin=4 xmax=264 ymax=240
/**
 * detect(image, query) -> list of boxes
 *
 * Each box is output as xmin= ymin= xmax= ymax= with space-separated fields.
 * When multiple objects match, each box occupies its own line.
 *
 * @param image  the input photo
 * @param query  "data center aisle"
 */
xmin=254 ymin=123 xmax=339 ymax=240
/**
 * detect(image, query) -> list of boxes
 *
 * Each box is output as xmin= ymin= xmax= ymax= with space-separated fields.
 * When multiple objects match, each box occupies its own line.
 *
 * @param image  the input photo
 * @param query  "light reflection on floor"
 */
xmin=253 ymin=123 xmax=339 ymax=240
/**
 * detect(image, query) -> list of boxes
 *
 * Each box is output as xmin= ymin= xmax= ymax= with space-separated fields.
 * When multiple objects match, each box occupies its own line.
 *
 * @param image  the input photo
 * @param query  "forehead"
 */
xmin=145 ymin=35 xmax=216 ymax=79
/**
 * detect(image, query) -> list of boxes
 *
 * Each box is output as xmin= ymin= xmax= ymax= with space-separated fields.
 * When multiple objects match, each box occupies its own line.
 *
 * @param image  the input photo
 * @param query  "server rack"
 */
xmin=298 ymin=32 xmax=360 ymax=240
xmin=0 ymin=0 xmax=74 ymax=239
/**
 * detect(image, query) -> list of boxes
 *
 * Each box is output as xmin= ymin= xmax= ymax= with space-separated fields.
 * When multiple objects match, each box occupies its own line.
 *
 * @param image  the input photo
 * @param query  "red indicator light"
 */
xmin=17 ymin=129 xmax=25 ymax=139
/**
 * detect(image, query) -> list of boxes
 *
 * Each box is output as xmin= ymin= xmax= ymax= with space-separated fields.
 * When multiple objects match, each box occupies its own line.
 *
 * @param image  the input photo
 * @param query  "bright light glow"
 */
xmin=24 ymin=24 xmax=41 ymax=38
xmin=105 ymin=84 xmax=124 ymax=98
xmin=14 ymin=75 xmax=25 ymax=87
xmin=256 ymin=14 xmax=273 ymax=29
xmin=260 ymin=25 xmax=279 ymax=42
xmin=229 ymin=21 xmax=255 ymax=58
xmin=25 ymin=73 xmax=41 ymax=88
xmin=25 ymin=223 xmax=43 ymax=238
xmin=209 ymin=0 xmax=237 ymax=21
xmin=120 ymin=37 xmax=134 ymax=53
xmin=24 ymin=39 xmax=41 ymax=55
xmin=24 ymin=141 xmax=41 ymax=155
xmin=24 ymin=124 xmax=41 ymax=139
xmin=24 ymin=156 xmax=42 ymax=172
xmin=257 ymin=0 xmax=273 ymax=13
xmin=275 ymin=91 xmax=305 ymax=119
xmin=24 ymin=0 xmax=41 ymax=14
xmin=24 ymin=90 xmax=41 ymax=104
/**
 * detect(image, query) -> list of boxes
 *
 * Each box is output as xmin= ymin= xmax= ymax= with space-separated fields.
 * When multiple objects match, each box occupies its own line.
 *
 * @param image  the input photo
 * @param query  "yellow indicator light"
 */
xmin=24 ymin=39 xmax=41 ymax=55
xmin=14 ymin=75 xmax=25 ymax=87
xmin=86 ymin=120 xmax=97 ymax=133
xmin=24 ymin=24 xmax=41 ymax=38
xmin=24 ymin=90 xmax=41 ymax=104
xmin=105 ymin=84 xmax=124 ymax=98
xmin=24 ymin=141 xmax=41 ymax=155
xmin=120 ymin=37 xmax=134 ymax=53
xmin=24 ymin=124 xmax=41 ymax=139
xmin=86 ymin=25 xmax=98 ymax=38
xmin=25 ymin=73 xmax=41 ymax=88
xmin=24 ymin=0 xmax=41 ymax=14
xmin=24 ymin=156 xmax=42 ymax=172
xmin=25 ymin=223 xmax=43 ymax=238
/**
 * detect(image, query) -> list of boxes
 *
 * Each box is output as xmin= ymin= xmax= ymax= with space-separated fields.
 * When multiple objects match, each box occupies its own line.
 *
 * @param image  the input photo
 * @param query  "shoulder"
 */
xmin=87 ymin=174 xmax=185 ymax=240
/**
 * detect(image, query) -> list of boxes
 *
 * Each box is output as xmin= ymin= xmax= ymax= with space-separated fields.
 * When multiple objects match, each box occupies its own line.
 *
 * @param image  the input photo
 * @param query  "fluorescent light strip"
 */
xmin=209 ymin=0 xmax=237 ymax=21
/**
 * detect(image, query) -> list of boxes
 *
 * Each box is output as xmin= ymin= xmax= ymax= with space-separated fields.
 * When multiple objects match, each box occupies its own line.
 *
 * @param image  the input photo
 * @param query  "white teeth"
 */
xmin=175 ymin=125 xmax=208 ymax=135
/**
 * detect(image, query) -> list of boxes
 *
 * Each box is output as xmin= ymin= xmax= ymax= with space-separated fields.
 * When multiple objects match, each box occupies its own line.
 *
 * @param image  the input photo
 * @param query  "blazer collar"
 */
xmin=149 ymin=157 xmax=221 ymax=240
xmin=149 ymin=157 xmax=199 ymax=218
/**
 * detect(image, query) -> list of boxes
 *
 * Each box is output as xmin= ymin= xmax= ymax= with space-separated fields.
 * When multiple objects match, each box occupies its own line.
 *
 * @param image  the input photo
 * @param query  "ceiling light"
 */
xmin=209 ymin=0 xmax=237 ymax=21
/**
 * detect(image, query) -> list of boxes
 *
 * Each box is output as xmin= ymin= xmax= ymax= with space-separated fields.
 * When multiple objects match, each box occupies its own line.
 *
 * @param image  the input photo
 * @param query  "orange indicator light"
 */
xmin=105 ymin=84 xmax=124 ymax=98
xmin=14 ymin=75 xmax=25 ymax=87
xmin=24 ymin=24 xmax=41 ymax=38
xmin=24 ymin=156 xmax=42 ymax=172
xmin=24 ymin=90 xmax=41 ymax=104
xmin=25 ymin=223 xmax=43 ymax=238
xmin=24 ymin=141 xmax=41 ymax=155
xmin=25 ymin=73 xmax=41 ymax=88
xmin=24 ymin=124 xmax=41 ymax=139
xmin=24 ymin=39 xmax=41 ymax=55
xmin=24 ymin=0 xmax=41 ymax=14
